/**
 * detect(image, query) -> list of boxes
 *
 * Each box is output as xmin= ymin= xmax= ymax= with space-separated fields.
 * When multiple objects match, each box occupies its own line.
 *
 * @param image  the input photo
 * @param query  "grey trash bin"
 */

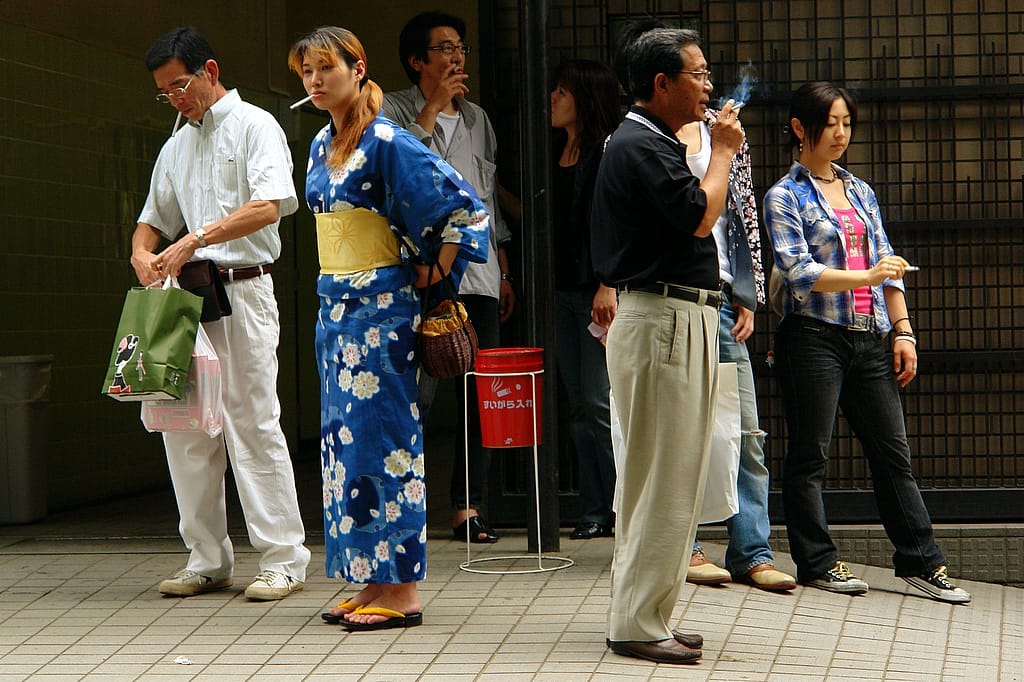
xmin=0 ymin=355 xmax=53 ymax=524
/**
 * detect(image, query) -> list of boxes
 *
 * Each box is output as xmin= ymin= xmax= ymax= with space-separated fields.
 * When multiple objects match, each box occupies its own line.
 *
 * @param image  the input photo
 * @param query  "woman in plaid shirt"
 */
xmin=764 ymin=81 xmax=970 ymax=605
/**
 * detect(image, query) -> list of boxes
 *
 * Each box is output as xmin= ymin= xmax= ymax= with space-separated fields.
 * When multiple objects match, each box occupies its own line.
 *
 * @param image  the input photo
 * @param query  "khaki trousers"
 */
xmin=606 ymin=290 xmax=719 ymax=642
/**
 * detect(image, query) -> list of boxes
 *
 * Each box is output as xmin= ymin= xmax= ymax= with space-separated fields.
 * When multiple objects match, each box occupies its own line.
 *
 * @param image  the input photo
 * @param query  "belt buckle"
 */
xmin=850 ymin=313 xmax=875 ymax=332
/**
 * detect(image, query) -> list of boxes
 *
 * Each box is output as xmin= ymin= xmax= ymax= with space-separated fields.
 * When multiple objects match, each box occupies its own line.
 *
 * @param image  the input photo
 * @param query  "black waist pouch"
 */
xmin=178 ymin=260 xmax=232 ymax=322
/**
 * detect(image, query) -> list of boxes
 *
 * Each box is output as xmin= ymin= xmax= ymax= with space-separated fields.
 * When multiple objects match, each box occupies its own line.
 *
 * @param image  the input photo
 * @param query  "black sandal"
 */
xmin=452 ymin=514 xmax=499 ymax=543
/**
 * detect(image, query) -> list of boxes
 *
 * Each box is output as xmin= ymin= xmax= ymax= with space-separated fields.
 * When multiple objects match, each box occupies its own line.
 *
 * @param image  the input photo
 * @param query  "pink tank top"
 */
xmin=834 ymin=207 xmax=872 ymax=314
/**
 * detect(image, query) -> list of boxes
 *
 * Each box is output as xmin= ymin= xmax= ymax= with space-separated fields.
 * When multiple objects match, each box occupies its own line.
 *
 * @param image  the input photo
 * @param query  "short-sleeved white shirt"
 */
xmin=138 ymin=89 xmax=298 ymax=268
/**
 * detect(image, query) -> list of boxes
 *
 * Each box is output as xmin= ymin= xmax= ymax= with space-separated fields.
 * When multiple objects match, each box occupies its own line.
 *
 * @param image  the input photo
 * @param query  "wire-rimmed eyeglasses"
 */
xmin=426 ymin=43 xmax=472 ymax=56
xmin=677 ymin=69 xmax=713 ymax=84
xmin=155 ymin=73 xmax=199 ymax=104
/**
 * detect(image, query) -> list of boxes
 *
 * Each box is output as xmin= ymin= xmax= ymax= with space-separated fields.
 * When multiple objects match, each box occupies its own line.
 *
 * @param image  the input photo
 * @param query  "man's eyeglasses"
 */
xmin=426 ymin=43 xmax=472 ymax=56
xmin=155 ymin=73 xmax=199 ymax=104
xmin=677 ymin=69 xmax=713 ymax=84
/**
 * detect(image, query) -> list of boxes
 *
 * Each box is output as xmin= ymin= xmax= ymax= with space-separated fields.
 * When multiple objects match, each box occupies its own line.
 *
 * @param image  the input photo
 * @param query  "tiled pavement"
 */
xmin=0 ymin=485 xmax=1022 ymax=680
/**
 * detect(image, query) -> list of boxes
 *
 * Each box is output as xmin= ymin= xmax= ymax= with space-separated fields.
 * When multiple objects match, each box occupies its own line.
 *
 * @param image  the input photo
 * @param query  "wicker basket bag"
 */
xmin=418 ymin=264 xmax=478 ymax=379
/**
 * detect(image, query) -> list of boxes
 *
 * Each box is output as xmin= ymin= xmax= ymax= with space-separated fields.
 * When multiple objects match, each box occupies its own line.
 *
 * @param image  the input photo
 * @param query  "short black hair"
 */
xmin=397 ymin=11 xmax=466 ymax=84
xmin=626 ymin=28 xmax=701 ymax=102
xmin=787 ymin=81 xmax=858 ymax=152
xmin=145 ymin=26 xmax=214 ymax=74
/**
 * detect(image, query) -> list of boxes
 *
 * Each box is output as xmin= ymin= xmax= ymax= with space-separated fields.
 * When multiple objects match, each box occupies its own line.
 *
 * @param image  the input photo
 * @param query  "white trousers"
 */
xmin=605 ymin=291 xmax=719 ymax=642
xmin=163 ymin=274 xmax=310 ymax=581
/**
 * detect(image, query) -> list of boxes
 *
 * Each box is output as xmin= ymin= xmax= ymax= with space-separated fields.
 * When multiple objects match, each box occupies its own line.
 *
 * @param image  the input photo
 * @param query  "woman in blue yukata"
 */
xmin=288 ymin=26 xmax=489 ymax=631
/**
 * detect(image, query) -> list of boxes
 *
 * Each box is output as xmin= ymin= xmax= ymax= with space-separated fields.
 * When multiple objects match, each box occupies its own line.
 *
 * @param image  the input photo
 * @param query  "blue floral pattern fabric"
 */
xmin=306 ymin=116 xmax=488 ymax=584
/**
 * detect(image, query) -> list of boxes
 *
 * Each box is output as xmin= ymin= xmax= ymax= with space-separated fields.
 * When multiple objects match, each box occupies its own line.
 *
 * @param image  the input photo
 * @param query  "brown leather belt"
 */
xmin=620 ymin=282 xmax=722 ymax=309
xmin=218 ymin=264 xmax=271 ymax=282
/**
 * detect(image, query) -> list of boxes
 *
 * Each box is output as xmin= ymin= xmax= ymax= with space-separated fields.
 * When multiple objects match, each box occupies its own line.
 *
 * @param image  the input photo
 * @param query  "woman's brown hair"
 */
xmin=288 ymin=26 xmax=383 ymax=169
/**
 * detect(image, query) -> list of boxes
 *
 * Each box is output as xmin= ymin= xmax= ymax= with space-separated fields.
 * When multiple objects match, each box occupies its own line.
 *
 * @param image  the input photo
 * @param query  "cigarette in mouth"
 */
xmin=290 ymin=93 xmax=315 ymax=110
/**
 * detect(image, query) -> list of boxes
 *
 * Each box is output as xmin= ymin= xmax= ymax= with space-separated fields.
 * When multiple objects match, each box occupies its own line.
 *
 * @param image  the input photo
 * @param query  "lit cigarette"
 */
xmin=290 ymin=93 xmax=314 ymax=110
xmin=732 ymin=102 xmax=746 ymax=111
xmin=905 ymin=265 xmax=920 ymax=272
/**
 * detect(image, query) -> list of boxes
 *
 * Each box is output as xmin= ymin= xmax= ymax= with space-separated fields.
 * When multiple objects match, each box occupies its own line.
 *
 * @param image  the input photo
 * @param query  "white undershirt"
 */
xmin=435 ymin=110 xmax=462 ymax=156
xmin=686 ymin=121 xmax=732 ymax=284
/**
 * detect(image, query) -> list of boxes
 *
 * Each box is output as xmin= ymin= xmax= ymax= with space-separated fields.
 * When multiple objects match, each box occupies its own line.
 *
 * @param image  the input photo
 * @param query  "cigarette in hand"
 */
xmin=904 ymin=265 xmax=920 ymax=272
xmin=289 ymin=93 xmax=314 ymax=110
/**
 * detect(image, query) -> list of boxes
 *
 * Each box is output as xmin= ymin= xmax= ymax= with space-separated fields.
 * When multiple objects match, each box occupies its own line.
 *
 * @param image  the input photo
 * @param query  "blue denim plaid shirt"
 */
xmin=764 ymin=162 xmax=905 ymax=334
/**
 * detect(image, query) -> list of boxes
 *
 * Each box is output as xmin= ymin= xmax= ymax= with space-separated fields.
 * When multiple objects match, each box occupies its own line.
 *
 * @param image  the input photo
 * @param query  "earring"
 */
xmin=798 ymin=142 xmax=803 ymax=153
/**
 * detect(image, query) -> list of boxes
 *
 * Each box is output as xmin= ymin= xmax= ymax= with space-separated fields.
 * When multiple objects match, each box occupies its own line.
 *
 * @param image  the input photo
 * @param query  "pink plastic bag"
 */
xmin=141 ymin=324 xmax=223 ymax=437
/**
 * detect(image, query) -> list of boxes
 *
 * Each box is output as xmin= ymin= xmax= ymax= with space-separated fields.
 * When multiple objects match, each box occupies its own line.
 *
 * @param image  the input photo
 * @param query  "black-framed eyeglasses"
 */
xmin=155 ymin=73 xmax=199 ymax=104
xmin=677 ymin=69 xmax=713 ymax=84
xmin=426 ymin=42 xmax=471 ymax=56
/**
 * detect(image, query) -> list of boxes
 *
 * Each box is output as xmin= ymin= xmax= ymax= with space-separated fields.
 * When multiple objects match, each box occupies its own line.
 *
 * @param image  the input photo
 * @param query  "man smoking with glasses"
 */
xmin=383 ymin=11 xmax=515 ymax=547
xmin=131 ymin=26 xmax=310 ymax=602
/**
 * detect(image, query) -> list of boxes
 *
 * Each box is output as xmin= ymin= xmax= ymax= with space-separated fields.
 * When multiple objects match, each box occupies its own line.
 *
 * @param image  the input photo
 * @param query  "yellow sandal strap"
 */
xmin=351 ymin=606 xmax=406 ymax=618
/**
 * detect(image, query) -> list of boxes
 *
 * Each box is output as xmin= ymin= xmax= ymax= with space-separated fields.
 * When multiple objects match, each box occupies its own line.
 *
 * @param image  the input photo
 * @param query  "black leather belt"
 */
xmin=620 ymin=282 xmax=721 ymax=309
xmin=219 ymin=264 xmax=271 ymax=282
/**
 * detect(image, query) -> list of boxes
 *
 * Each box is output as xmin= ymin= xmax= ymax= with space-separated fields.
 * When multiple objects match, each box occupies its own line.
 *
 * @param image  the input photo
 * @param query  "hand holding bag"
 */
xmin=418 ymin=263 xmax=478 ymax=379
xmin=141 ymin=323 xmax=223 ymax=437
xmin=178 ymin=259 xmax=232 ymax=322
xmin=101 ymin=277 xmax=202 ymax=401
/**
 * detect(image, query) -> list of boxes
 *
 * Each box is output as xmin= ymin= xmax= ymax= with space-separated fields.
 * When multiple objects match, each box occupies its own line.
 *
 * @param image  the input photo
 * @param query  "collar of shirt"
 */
xmin=626 ymin=105 xmax=681 ymax=145
xmin=191 ymin=89 xmax=241 ymax=131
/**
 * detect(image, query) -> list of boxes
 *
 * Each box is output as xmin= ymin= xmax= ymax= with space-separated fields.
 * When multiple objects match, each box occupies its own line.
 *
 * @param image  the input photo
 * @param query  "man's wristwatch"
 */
xmin=500 ymin=272 xmax=513 ymax=282
xmin=194 ymin=228 xmax=208 ymax=248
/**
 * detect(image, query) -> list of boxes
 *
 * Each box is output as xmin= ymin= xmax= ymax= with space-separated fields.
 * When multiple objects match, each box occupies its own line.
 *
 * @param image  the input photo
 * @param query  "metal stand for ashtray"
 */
xmin=459 ymin=368 xmax=573 ymax=574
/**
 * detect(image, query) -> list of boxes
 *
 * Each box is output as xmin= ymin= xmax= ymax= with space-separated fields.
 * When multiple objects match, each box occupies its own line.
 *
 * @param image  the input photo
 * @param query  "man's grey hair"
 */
xmin=626 ymin=28 xmax=702 ymax=102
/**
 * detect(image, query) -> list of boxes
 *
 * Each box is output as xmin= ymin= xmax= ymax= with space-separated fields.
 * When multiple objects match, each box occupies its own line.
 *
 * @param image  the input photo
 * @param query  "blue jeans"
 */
xmin=693 ymin=293 xmax=774 ymax=575
xmin=555 ymin=289 xmax=616 ymax=526
xmin=773 ymin=314 xmax=945 ymax=581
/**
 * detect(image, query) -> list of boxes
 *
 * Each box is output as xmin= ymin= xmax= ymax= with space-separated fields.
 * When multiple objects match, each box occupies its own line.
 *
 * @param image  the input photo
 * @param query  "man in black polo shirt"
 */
xmin=592 ymin=28 xmax=743 ymax=665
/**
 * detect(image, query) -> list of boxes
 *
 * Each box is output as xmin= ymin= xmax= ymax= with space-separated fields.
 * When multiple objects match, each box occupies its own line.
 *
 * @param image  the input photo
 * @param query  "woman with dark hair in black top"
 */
xmin=550 ymin=59 xmax=622 ymax=540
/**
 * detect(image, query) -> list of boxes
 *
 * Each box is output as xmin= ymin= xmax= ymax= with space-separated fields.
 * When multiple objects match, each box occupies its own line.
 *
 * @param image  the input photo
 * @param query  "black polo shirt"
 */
xmin=590 ymin=105 xmax=719 ymax=290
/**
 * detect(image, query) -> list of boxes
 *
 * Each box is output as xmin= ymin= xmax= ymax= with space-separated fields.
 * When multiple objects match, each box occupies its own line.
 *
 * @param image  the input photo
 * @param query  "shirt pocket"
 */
xmin=471 ymin=154 xmax=496 ymax=205
xmin=801 ymin=204 xmax=837 ymax=249
xmin=213 ymin=153 xmax=244 ymax=212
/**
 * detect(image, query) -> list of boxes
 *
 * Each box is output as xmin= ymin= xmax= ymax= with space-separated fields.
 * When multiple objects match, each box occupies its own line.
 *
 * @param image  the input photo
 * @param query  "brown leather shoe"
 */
xmin=607 ymin=630 xmax=703 ymax=650
xmin=671 ymin=629 xmax=704 ymax=649
xmin=739 ymin=564 xmax=796 ymax=591
xmin=607 ymin=638 xmax=702 ymax=664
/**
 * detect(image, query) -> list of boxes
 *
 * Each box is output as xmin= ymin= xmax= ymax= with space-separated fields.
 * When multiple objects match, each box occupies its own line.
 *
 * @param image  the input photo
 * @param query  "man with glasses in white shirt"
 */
xmin=383 ymin=11 xmax=515 ymax=546
xmin=131 ymin=26 xmax=310 ymax=602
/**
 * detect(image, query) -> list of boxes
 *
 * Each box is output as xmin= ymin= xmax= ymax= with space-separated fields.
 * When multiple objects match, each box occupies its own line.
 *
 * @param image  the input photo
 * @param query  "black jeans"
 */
xmin=773 ymin=314 xmax=945 ymax=581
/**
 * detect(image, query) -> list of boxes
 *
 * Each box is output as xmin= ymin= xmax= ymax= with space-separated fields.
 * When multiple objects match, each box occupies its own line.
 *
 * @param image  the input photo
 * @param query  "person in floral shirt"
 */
xmin=289 ymin=26 xmax=488 ymax=631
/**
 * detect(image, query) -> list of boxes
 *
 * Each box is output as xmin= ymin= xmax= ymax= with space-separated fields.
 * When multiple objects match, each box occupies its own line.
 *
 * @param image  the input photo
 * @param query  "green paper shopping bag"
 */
xmin=101 ymin=277 xmax=203 ymax=401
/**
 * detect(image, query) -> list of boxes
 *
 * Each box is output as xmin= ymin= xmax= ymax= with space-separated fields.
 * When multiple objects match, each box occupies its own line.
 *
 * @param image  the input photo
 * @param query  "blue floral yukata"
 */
xmin=305 ymin=116 xmax=489 ymax=584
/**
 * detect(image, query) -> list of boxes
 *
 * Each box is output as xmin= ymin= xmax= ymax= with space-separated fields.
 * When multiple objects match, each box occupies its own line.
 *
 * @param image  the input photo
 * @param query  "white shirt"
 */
xmin=138 ymin=89 xmax=299 ymax=268
xmin=686 ymin=121 xmax=733 ymax=285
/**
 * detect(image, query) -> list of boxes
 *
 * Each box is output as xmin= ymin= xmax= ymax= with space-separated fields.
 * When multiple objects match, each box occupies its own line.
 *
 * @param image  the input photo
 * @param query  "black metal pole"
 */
xmin=518 ymin=0 xmax=557 ymax=553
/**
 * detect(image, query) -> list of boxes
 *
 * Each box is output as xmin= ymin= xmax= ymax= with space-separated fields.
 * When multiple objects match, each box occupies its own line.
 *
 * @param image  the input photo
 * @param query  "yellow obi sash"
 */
xmin=315 ymin=208 xmax=402 ymax=275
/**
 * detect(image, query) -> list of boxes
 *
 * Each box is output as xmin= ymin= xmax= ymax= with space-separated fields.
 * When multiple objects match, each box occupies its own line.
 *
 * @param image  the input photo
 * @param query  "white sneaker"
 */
xmin=244 ymin=570 xmax=304 ymax=601
xmin=159 ymin=569 xmax=232 ymax=596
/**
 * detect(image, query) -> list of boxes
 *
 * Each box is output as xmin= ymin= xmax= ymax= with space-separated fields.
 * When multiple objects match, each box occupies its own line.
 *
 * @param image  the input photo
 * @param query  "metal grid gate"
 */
xmin=488 ymin=0 xmax=1024 ymax=523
